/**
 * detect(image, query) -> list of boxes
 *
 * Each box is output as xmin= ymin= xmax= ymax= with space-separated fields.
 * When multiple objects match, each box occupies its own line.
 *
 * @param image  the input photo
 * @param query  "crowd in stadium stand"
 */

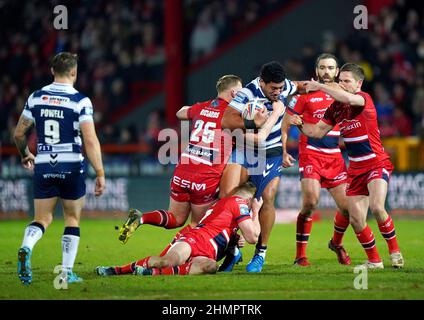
xmin=282 ymin=0 xmax=423 ymax=138
xmin=0 ymin=0 xmax=422 ymax=158
xmin=0 ymin=0 xmax=165 ymax=147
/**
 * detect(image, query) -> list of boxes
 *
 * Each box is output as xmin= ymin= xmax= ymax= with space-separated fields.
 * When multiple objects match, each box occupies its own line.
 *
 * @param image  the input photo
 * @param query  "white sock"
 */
xmin=255 ymin=246 xmax=267 ymax=258
xmin=232 ymin=247 xmax=240 ymax=256
xmin=62 ymin=234 xmax=80 ymax=273
xmin=21 ymin=225 xmax=44 ymax=250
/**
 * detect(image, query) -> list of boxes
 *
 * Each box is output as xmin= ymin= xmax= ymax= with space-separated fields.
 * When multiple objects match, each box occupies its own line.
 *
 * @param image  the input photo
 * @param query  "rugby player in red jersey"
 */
xmin=95 ymin=182 xmax=262 ymax=276
xmin=117 ymin=75 xmax=284 ymax=258
xmin=291 ymin=63 xmax=404 ymax=268
xmin=282 ymin=54 xmax=351 ymax=266
xmin=117 ymin=75 xmax=242 ymax=247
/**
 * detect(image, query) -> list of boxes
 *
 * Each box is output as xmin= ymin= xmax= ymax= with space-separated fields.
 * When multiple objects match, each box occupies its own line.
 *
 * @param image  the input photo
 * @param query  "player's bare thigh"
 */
xmin=190 ymin=202 xmax=214 ymax=225
xmin=189 ymin=256 xmax=217 ymax=275
xmin=219 ymin=163 xmax=248 ymax=198
xmin=328 ymin=183 xmax=349 ymax=215
xmin=347 ymin=195 xmax=369 ymax=232
xmin=367 ymin=179 xmax=389 ymax=223
xmin=34 ymin=197 xmax=59 ymax=229
xmin=61 ymin=196 xmax=85 ymax=227
xmin=168 ymin=197 xmax=191 ymax=226
xmin=300 ymin=178 xmax=321 ymax=215
xmin=163 ymin=241 xmax=192 ymax=266
xmin=262 ymin=176 xmax=280 ymax=207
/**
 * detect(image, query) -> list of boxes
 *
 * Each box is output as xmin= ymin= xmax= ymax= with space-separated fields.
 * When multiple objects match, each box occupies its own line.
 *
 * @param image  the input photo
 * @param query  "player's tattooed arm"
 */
xmin=14 ymin=115 xmax=34 ymax=157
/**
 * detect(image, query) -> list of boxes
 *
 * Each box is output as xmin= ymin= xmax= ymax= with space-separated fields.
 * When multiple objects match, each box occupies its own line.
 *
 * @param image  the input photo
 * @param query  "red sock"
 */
xmin=141 ymin=210 xmax=178 ymax=229
xmin=296 ymin=213 xmax=313 ymax=259
xmin=332 ymin=211 xmax=350 ymax=246
xmin=378 ymin=216 xmax=400 ymax=254
xmin=115 ymin=262 xmax=136 ymax=275
xmin=135 ymin=256 xmax=152 ymax=268
xmin=159 ymin=225 xmax=193 ymax=257
xmin=151 ymin=262 xmax=192 ymax=276
xmin=356 ymin=225 xmax=381 ymax=263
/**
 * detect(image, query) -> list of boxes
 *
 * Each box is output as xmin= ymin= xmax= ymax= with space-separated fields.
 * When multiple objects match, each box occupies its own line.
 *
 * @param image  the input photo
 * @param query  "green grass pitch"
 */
xmin=1 ymin=218 xmax=423 ymax=300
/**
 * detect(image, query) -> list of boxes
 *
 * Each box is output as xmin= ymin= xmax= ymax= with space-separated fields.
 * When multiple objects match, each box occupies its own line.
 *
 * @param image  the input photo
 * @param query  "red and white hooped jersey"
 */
xmin=178 ymin=98 xmax=232 ymax=176
xmin=287 ymin=91 xmax=341 ymax=157
xmin=187 ymin=196 xmax=251 ymax=261
xmin=322 ymin=91 xmax=390 ymax=169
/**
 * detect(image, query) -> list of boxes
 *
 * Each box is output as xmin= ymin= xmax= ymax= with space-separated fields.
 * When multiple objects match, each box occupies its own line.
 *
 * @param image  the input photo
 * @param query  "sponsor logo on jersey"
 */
xmin=339 ymin=119 xmax=361 ymax=132
xmin=186 ymin=144 xmax=212 ymax=158
xmin=310 ymin=97 xmax=324 ymax=103
xmin=173 ymin=176 xmax=206 ymax=191
xmin=42 ymin=173 xmax=66 ymax=179
xmin=47 ymin=96 xmax=70 ymax=106
xmin=312 ymin=108 xmax=328 ymax=119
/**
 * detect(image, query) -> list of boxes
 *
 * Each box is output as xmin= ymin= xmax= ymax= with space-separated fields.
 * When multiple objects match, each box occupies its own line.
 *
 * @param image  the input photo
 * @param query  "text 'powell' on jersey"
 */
xmin=21 ymin=82 xmax=94 ymax=172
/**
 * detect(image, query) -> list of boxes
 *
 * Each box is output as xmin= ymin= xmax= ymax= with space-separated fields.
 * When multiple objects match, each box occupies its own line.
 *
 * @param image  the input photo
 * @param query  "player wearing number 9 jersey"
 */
xmin=117 ymin=75 xmax=243 ymax=252
xmin=14 ymin=52 xmax=105 ymax=286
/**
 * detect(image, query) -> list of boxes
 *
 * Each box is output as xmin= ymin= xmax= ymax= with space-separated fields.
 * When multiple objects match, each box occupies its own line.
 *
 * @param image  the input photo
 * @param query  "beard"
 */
xmin=318 ymin=74 xmax=335 ymax=83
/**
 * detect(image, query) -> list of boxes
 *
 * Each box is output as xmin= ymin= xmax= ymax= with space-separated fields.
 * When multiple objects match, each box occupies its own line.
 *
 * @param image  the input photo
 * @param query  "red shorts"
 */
xmin=179 ymin=233 xmax=215 ymax=260
xmin=299 ymin=154 xmax=347 ymax=189
xmin=346 ymin=159 xmax=394 ymax=196
xmin=170 ymin=164 xmax=220 ymax=205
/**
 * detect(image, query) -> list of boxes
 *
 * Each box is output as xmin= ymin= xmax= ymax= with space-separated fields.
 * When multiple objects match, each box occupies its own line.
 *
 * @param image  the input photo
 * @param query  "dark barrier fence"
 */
xmin=1 ymin=172 xmax=424 ymax=219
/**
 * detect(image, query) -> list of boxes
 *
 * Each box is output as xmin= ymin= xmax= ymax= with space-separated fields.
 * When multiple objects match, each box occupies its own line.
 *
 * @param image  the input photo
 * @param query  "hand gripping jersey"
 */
xmin=229 ymin=77 xmax=297 ymax=156
xmin=287 ymin=91 xmax=342 ymax=157
xmin=322 ymin=91 xmax=390 ymax=169
xmin=181 ymin=196 xmax=252 ymax=261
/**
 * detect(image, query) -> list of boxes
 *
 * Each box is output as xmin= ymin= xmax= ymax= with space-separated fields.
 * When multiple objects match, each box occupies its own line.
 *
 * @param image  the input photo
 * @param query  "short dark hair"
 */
xmin=260 ymin=61 xmax=286 ymax=83
xmin=315 ymin=53 xmax=339 ymax=68
xmin=340 ymin=63 xmax=365 ymax=81
xmin=216 ymin=74 xmax=242 ymax=94
xmin=51 ymin=52 xmax=78 ymax=76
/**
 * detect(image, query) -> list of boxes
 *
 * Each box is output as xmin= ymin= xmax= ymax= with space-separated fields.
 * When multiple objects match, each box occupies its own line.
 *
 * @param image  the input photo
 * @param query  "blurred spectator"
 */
xmin=393 ymin=107 xmax=413 ymax=136
xmin=190 ymin=7 xmax=219 ymax=62
xmin=139 ymin=110 xmax=165 ymax=160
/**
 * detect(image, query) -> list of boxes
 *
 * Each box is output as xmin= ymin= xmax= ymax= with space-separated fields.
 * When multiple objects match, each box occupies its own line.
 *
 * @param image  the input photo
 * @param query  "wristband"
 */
xmin=96 ymin=169 xmax=105 ymax=177
xmin=244 ymin=118 xmax=258 ymax=130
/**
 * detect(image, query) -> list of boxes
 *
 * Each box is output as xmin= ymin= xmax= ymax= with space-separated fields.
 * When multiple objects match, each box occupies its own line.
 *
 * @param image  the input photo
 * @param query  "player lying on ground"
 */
xmin=291 ymin=63 xmax=404 ymax=269
xmin=96 ymin=182 xmax=262 ymax=276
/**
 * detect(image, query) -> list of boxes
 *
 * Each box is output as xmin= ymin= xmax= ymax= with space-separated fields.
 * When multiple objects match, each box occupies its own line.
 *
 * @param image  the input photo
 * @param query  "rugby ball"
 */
xmin=242 ymin=98 xmax=267 ymax=120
